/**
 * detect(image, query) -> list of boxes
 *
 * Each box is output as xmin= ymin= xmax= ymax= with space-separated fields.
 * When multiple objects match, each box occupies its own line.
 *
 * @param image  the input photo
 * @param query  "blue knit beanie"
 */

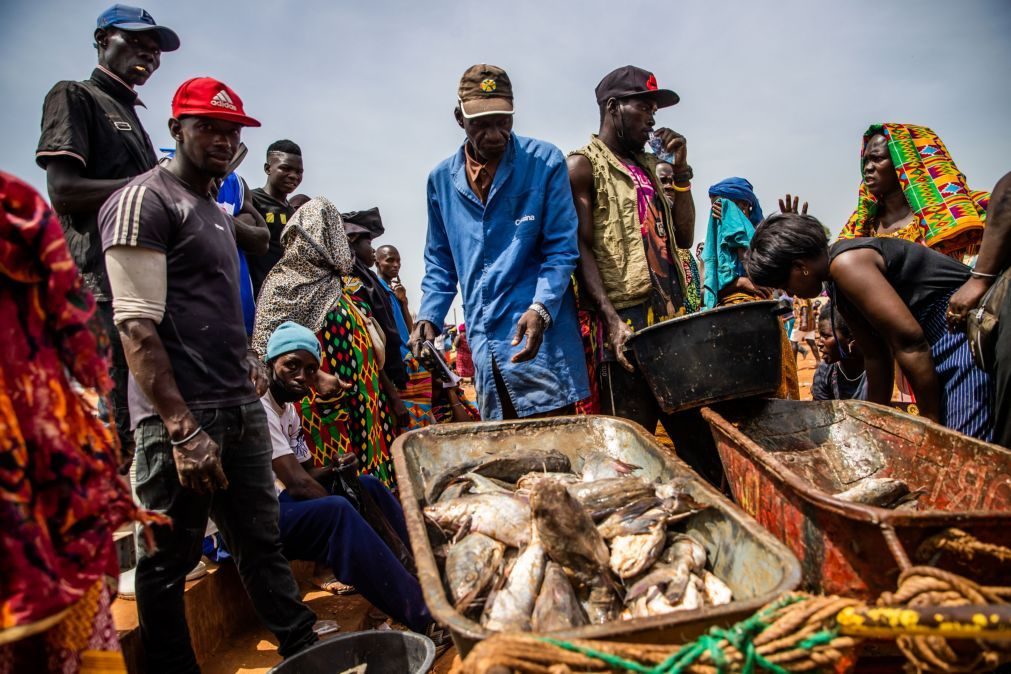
xmin=266 ymin=321 xmax=321 ymax=362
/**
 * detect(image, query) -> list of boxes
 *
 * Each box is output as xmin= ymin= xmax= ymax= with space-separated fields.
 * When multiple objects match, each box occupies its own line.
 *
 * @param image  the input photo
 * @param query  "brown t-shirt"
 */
xmin=99 ymin=166 xmax=257 ymax=423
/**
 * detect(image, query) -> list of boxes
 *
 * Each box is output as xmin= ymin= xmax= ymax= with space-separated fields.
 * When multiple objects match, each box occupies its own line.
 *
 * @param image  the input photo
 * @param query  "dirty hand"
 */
xmin=173 ymin=430 xmax=229 ymax=494
xmin=604 ymin=312 xmax=636 ymax=372
xmin=246 ymin=350 xmax=269 ymax=397
xmin=409 ymin=320 xmax=439 ymax=359
xmin=946 ymin=277 xmax=992 ymax=332
xmin=511 ymin=309 xmax=545 ymax=363
xmin=654 ymin=128 xmax=688 ymax=168
xmin=778 ymin=194 xmax=809 ymax=215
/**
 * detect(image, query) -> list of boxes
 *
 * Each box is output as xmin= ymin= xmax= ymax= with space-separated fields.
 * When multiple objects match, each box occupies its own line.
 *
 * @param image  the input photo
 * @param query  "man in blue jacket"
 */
xmin=409 ymin=64 xmax=589 ymax=419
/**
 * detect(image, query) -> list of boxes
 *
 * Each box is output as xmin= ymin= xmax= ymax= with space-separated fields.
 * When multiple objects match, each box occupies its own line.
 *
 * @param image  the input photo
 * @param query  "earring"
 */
xmin=803 ymin=269 xmax=810 ymax=276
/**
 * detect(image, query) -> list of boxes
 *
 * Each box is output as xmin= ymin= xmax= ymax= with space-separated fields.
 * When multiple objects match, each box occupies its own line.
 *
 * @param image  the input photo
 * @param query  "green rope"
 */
xmin=538 ymin=595 xmax=827 ymax=674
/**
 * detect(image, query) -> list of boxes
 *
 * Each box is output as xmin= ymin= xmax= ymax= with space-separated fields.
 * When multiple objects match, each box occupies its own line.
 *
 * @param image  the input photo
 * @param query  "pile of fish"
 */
xmin=422 ymin=448 xmax=734 ymax=633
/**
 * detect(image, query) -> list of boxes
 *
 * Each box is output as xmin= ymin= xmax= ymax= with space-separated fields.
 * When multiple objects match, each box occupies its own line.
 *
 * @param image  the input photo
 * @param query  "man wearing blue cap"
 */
xmin=261 ymin=322 xmax=449 ymax=648
xmin=36 ymin=4 xmax=179 ymax=467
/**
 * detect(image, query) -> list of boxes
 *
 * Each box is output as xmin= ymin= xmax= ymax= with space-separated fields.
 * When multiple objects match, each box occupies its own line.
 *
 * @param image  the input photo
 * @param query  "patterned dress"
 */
xmin=298 ymin=277 xmax=397 ymax=490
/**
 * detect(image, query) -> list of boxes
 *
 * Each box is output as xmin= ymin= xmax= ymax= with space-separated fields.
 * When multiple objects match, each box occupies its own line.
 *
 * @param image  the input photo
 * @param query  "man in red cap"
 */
xmin=568 ymin=66 xmax=721 ymax=481
xmin=98 ymin=77 xmax=318 ymax=673
xmin=36 ymin=4 xmax=180 ymax=467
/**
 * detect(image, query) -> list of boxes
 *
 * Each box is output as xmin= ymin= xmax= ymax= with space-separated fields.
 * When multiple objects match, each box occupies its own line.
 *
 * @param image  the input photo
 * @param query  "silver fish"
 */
xmin=532 ymin=562 xmax=588 ymax=632
xmin=596 ymin=498 xmax=666 ymax=539
xmin=483 ymin=529 xmax=547 ymax=632
xmin=516 ymin=471 xmax=580 ymax=492
xmin=426 ymin=448 xmax=571 ymax=503
xmin=609 ymin=524 xmax=666 ymax=579
xmin=700 ymin=570 xmax=733 ymax=606
xmin=832 ymin=477 xmax=912 ymax=508
xmin=584 ymin=576 xmax=621 ymax=625
xmin=424 ymin=494 xmax=531 ymax=548
xmin=436 ymin=481 xmax=470 ymax=503
xmin=446 ymin=533 xmax=505 ymax=611
xmin=580 ymin=454 xmax=642 ymax=482
xmin=460 ymin=472 xmax=515 ymax=496
xmin=662 ymin=534 xmax=708 ymax=573
xmin=626 ymin=563 xmax=690 ymax=603
xmin=567 ymin=477 xmax=656 ymax=521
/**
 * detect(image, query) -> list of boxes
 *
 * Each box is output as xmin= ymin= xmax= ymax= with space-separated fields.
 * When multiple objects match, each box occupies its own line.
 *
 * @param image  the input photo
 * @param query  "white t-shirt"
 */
xmin=260 ymin=388 xmax=311 ymax=495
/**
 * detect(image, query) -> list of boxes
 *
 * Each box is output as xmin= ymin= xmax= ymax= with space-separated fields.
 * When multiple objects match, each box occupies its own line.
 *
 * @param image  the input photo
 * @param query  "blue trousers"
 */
xmin=278 ymin=476 xmax=432 ymax=633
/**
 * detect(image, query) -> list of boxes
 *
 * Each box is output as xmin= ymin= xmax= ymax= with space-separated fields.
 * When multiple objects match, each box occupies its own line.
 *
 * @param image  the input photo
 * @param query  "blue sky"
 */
xmin=3 ymin=0 xmax=1009 ymax=314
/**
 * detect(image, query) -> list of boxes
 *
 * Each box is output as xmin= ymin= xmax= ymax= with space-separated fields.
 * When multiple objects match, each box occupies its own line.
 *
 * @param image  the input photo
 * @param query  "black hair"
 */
xmin=267 ymin=139 xmax=302 ymax=157
xmin=745 ymin=213 xmax=829 ymax=288
xmin=816 ymin=299 xmax=852 ymax=339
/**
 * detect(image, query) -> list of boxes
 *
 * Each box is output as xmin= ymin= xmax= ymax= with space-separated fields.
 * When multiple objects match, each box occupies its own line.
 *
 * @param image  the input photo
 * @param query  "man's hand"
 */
xmin=173 ymin=430 xmax=229 ymax=494
xmin=726 ymin=276 xmax=772 ymax=299
xmin=603 ymin=312 xmax=636 ymax=371
xmin=778 ymin=194 xmax=809 ymax=215
xmin=246 ymin=350 xmax=269 ymax=397
xmin=655 ymin=128 xmax=688 ymax=169
xmin=316 ymin=370 xmax=354 ymax=398
xmin=409 ymin=320 xmax=440 ymax=358
xmin=391 ymin=278 xmax=409 ymax=305
xmin=947 ymin=277 xmax=992 ymax=332
xmin=389 ymin=393 xmax=411 ymax=429
xmin=511 ymin=309 xmax=545 ymax=362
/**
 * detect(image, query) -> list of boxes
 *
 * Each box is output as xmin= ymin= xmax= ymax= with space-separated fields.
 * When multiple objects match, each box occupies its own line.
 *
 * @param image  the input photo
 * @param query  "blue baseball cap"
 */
xmin=96 ymin=4 xmax=180 ymax=52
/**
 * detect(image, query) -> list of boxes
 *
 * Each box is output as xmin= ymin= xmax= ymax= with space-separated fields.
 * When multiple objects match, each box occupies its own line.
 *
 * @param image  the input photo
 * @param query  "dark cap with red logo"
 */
xmin=171 ymin=77 xmax=261 ymax=127
xmin=594 ymin=65 xmax=679 ymax=108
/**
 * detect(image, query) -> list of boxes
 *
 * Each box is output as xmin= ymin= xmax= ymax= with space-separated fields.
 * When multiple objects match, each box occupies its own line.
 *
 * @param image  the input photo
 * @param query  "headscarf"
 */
xmin=701 ymin=178 xmax=763 ymax=308
xmin=837 ymin=123 xmax=990 ymax=257
xmin=252 ymin=197 xmax=354 ymax=356
xmin=342 ymin=207 xmax=408 ymax=387
xmin=708 ymin=177 xmax=764 ymax=226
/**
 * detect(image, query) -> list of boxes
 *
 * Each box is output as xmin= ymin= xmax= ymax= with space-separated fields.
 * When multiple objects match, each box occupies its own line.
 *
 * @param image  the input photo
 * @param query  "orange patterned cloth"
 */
xmin=0 ymin=172 xmax=142 ymax=670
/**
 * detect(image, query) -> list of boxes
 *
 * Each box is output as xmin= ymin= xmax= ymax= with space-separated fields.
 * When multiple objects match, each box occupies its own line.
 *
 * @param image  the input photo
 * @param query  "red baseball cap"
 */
xmin=171 ymin=77 xmax=261 ymax=127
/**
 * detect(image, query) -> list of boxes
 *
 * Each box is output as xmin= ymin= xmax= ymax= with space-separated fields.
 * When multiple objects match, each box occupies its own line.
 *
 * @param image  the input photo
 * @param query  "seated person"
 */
xmin=261 ymin=321 xmax=446 ymax=644
xmin=812 ymin=300 xmax=866 ymax=401
xmin=747 ymin=213 xmax=994 ymax=440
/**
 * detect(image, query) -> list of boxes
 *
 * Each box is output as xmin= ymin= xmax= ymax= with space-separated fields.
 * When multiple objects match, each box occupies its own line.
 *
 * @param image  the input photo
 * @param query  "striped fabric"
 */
xmin=109 ymin=184 xmax=147 ymax=247
xmin=919 ymin=292 xmax=994 ymax=441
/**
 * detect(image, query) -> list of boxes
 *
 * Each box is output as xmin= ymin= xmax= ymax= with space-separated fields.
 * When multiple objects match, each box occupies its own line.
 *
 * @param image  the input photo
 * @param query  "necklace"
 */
xmin=836 ymin=360 xmax=863 ymax=382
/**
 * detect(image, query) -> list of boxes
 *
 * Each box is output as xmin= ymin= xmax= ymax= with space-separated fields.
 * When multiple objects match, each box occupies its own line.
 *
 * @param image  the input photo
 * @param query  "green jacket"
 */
xmin=570 ymin=135 xmax=685 ymax=309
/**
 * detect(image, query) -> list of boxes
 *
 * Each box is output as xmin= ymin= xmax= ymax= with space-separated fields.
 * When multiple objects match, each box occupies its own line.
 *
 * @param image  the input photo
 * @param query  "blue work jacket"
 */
xmin=417 ymin=134 xmax=590 ymax=419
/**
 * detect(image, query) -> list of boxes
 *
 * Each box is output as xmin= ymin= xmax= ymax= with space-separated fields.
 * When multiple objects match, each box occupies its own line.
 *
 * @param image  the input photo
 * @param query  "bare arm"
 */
xmin=567 ymin=153 xmax=634 ymax=370
xmin=234 ymin=177 xmax=269 ymax=255
xmin=832 ymin=250 xmax=942 ymax=422
xmin=272 ymin=454 xmax=330 ymax=500
xmin=837 ymin=301 xmax=894 ymax=404
xmin=46 ymin=157 xmax=129 ymax=219
xmin=948 ymin=170 xmax=1011 ymax=328
xmin=670 ymin=183 xmax=695 ymax=249
xmin=119 ymin=318 xmax=229 ymax=492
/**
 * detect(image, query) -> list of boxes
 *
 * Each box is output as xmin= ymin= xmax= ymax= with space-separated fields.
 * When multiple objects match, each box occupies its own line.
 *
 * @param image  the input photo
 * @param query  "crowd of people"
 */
xmin=3 ymin=4 xmax=1010 ymax=673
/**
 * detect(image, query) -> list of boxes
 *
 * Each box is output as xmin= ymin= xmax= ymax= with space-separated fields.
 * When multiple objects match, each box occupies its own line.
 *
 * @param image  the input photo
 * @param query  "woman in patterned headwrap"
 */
xmin=838 ymin=123 xmax=990 ymax=264
xmin=252 ymin=197 xmax=397 ymax=490
xmin=0 ymin=172 xmax=152 ymax=673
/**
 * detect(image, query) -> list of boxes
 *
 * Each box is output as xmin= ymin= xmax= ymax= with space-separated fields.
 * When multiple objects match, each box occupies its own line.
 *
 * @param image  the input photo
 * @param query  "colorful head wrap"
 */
xmin=837 ymin=123 xmax=989 ymax=258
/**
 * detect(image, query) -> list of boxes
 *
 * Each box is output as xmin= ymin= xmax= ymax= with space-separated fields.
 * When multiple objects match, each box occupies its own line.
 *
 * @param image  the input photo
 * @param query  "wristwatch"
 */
xmin=529 ymin=302 xmax=552 ymax=328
